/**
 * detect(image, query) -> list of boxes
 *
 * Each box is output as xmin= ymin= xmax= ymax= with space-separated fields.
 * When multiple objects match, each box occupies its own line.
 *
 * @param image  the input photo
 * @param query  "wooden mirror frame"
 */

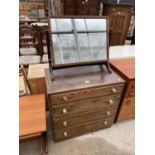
xmin=47 ymin=16 xmax=112 ymax=80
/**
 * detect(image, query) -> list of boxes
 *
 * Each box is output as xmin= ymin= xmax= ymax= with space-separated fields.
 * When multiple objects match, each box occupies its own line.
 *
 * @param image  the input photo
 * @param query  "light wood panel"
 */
xmin=19 ymin=94 xmax=46 ymax=137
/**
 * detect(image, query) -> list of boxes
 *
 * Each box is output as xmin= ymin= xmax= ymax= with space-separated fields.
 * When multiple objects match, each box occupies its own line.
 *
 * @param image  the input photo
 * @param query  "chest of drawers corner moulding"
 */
xmin=45 ymin=65 xmax=125 ymax=141
xmin=110 ymin=58 xmax=135 ymax=122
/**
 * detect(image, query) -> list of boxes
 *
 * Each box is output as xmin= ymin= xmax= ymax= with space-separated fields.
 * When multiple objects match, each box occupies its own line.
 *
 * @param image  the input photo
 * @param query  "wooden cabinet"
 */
xmin=45 ymin=65 xmax=125 ymax=141
xmin=103 ymin=3 xmax=133 ymax=45
xmin=28 ymin=64 xmax=49 ymax=109
xmin=61 ymin=0 xmax=100 ymax=15
xmin=110 ymin=58 xmax=135 ymax=122
xmin=19 ymin=0 xmax=48 ymax=17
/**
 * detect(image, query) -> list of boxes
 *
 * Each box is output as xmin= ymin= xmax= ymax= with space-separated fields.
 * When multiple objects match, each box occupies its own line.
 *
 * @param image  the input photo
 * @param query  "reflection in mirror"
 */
xmin=49 ymin=18 xmax=108 ymax=65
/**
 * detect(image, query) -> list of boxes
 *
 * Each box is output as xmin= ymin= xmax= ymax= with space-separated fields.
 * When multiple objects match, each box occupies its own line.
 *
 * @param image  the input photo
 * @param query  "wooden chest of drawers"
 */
xmin=45 ymin=65 xmax=125 ymax=141
xmin=110 ymin=58 xmax=135 ymax=121
xmin=62 ymin=0 xmax=100 ymax=15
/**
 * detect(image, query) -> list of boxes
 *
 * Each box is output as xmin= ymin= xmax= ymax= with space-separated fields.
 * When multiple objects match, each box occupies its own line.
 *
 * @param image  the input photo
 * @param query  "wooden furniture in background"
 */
xmin=19 ymin=0 xmax=48 ymax=17
xmin=103 ymin=3 xmax=133 ymax=45
xmin=19 ymin=94 xmax=48 ymax=154
xmin=19 ymin=66 xmax=48 ymax=154
xmin=19 ymin=25 xmax=42 ymax=66
xmin=28 ymin=64 xmax=49 ymax=109
xmin=45 ymin=65 xmax=125 ymax=141
xmin=110 ymin=58 xmax=135 ymax=121
xmin=51 ymin=0 xmax=100 ymax=15
xmin=19 ymin=65 xmax=31 ymax=96
xmin=28 ymin=63 xmax=49 ymax=94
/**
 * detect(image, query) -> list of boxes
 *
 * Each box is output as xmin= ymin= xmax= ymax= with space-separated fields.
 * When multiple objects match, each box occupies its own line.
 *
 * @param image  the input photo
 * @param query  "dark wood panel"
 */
xmin=52 ymin=107 xmax=117 ymax=130
xmin=51 ymin=94 xmax=122 ymax=118
xmin=117 ymin=97 xmax=135 ymax=121
xmin=63 ymin=0 xmax=99 ymax=15
xmin=103 ymin=3 xmax=133 ymax=45
xmin=50 ymin=84 xmax=124 ymax=105
xmin=53 ymin=117 xmax=114 ymax=141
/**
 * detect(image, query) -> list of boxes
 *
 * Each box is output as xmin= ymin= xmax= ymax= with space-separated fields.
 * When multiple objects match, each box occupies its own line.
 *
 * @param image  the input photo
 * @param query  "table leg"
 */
xmin=41 ymin=132 xmax=48 ymax=155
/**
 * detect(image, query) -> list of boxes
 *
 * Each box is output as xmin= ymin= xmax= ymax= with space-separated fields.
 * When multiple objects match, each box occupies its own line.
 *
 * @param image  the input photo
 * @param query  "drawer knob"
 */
xmin=104 ymin=121 xmax=108 ymax=125
xmin=62 ymin=96 xmax=68 ymax=101
xmin=64 ymin=131 xmax=68 ymax=137
xmin=126 ymin=100 xmax=131 ymax=105
xmin=129 ymin=92 xmax=134 ymax=96
xmin=109 ymin=99 xmax=114 ymax=105
xmin=62 ymin=108 xmax=67 ymax=114
xmin=106 ymin=111 xmax=111 ymax=116
xmin=63 ymin=121 xmax=67 ymax=126
xmin=112 ymin=88 xmax=117 ymax=93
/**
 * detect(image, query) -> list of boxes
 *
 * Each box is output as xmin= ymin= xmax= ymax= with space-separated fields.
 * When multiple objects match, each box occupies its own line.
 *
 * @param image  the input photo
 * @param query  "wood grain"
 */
xmin=19 ymin=94 xmax=46 ymax=137
xmin=45 ymin=65 xmax=125 ymax=94
xmin=46 ymin=65 xmax=125 ymax=141
xmin=117 ymin=97 xmax=135 ymax=121
xmin=50 ymin=94 xmax=122 ymax=118
xmin=110 ymin=58 xmax=135 ymax=122
xmin=110 ymin=58 xmax=135 ymax=80
xmin=53 ymin=117 xmax=114 ymax=141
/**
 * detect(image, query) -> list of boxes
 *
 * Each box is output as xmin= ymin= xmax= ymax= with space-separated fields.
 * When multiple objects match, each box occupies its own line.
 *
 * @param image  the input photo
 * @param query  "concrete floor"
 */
xmin=20 ymin=112 xmax=135 ymax=155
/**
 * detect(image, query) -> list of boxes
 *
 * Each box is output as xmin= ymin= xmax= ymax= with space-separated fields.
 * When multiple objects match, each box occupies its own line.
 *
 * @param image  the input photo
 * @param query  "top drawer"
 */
xmin=50 ymin=84 xmax=124 ymax=105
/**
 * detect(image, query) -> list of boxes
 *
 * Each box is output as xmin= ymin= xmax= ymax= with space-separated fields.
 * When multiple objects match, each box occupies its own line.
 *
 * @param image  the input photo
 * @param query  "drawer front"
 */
xmin=77 ymin=0 xmax=89 ymax=6
xmin=51 ymin=94 xmax=122 ymax=118
xmin=77 ymin=0 xmax=97 ymax=6
xmin=89 ymin=7 xmax=98 ymax=15
xmin=52 ymin=107 xmax=117 ymax=130
xmin=77 ymin=7 xmax=89 ymax=15
xmin=64 ymin=7 xmax=76 ymax=15
xmin=53 ymin=117 xmax=114 ymax=141
xmin=126 ymin=80 xmax=135 ymax=98
xmin=64 ymin=0 xmax=75 ymax=6
xmin=117 ymin=97 xmax=135 ymax=121
xmin=50 ymin=84 xmax=124 ymax=105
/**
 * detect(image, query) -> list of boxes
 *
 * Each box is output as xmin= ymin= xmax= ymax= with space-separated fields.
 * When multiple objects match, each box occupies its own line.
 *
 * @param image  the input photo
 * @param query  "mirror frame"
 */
xmin=47 ymin=16 xmax=111 ymax=71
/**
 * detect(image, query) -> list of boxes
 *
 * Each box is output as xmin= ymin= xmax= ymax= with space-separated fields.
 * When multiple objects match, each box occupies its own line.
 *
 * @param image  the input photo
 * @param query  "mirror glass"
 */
xmin=49 ymin=18 xmax=108 ymax=65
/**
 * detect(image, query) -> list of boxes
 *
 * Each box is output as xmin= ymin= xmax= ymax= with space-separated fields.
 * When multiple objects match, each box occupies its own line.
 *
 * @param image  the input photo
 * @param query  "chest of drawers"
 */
xmin=110 ymin=58 xmax=135 ymax=121
xmin=62 ymin=0 xmax=100 ymax=15
xmin=45 ymin=65 xmax=125 ymax=141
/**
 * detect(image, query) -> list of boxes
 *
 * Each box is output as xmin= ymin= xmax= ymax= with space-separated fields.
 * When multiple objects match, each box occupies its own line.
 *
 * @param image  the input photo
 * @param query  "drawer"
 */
xmin=53 ymin=117 xmax=114 ymax=141
xmin=125 ymin=80 xmax=135 ymax=97
xmin=88 ymin=0 xmax=98 ymax=6
xmin=77 ymin=7 xmax=89 ymax=15
xmin=51 ymin=94 xmax=122 ymax=118
xmin=64 ymin=0 xmax=75 ymax=6
xmin=77 ymin=0 xmax=89 ymax=6
xmin=52 ymin=107 xmax=117 ymax=130
xmin=50 ymin=84 xmax=124 ymax=105
xmin=89 ymin=7 xmax=98 ymax=15
xmin=64 ymin=7 xmax=76 ymax=15
xmin=117 ymin=97 xmax=135 ymax=121
xmin=77 ymin=0 xmax=97 ymax=6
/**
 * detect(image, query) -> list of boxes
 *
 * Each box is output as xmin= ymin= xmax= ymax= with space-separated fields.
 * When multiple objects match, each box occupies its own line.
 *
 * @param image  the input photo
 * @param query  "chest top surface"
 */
xmin=110 ymin=58 xmax=135 ymax=80
xmin=45 ymin=65 xmax=125 ymax=94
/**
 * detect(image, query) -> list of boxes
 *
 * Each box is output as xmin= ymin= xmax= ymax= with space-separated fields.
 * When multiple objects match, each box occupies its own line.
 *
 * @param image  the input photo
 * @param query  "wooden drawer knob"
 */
xmin=126 ymin=100 xmax=131 ymax=105
xmin=62 ymin=108 xmax=67 ymax=114
xmin=64 ymin=131 xmax=68 ymax=137
xmin=106 ymin=111 xmax=111 ymax=116
xmin=62 ymin=96 xmax=68 ymax=101
xmin=109 ymin=99 xmax=114 ymax=105
xmin=112 ymin=88 xmax=117 ymax=93
xmin=104 ymin=121 xmax=108 ymax=125
xmin=63 ymin=121 xmax=67 ymax=127
xmin=129 ymin=92 xmax=134 ymax=96
xmin=132 ymin=84 xmax=135 ymax=88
